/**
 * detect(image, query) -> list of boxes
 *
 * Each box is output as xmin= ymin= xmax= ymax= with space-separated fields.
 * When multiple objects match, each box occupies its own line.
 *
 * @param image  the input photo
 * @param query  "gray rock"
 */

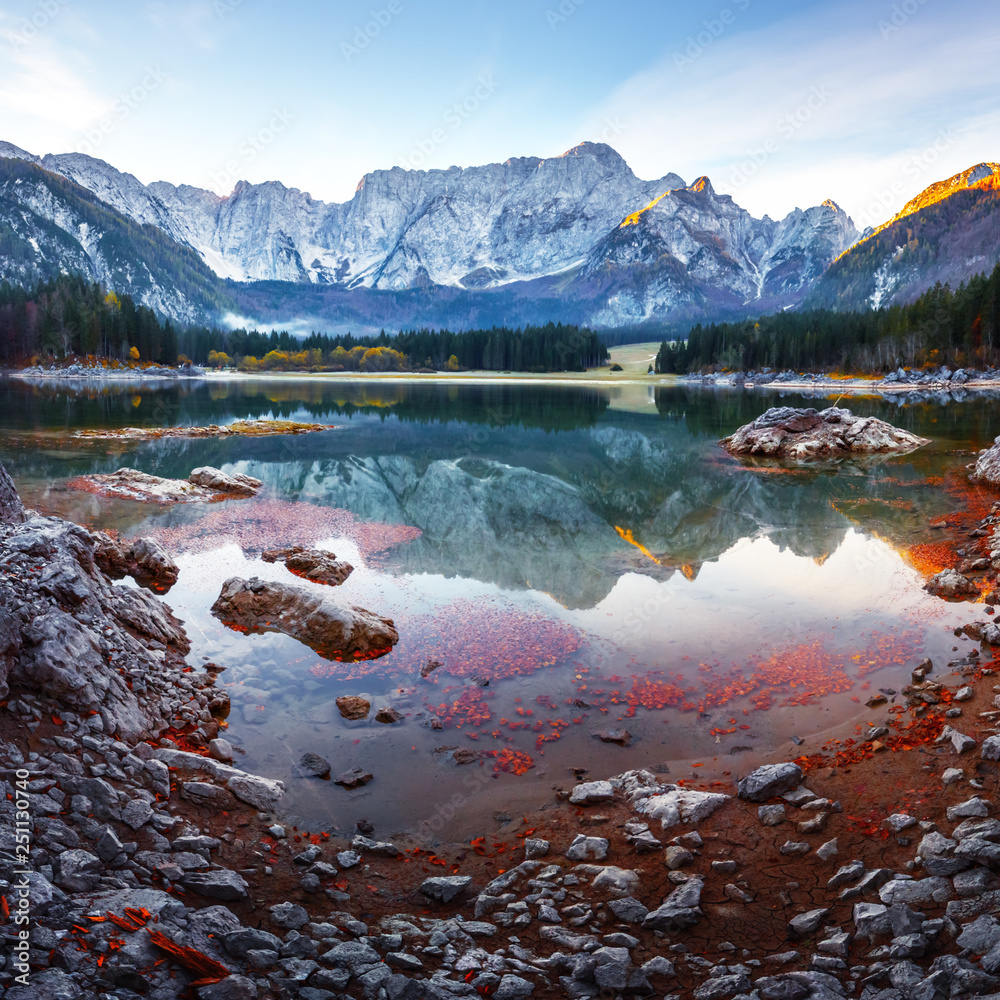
xmin=788 ymin=908 xmax=829 ymax=936
xmin=211 ymin=576 xmax=398 ymax=660
xmin=936 ymin=726 xmax=977 ymax=754
xmin=608 ymin=896 xmax=649 ymax=924
xmin=759 ymin=804 xmax=786 ymax=826
xmin=209 ymin=737 xmax=234 ymax=762
xmin=197 ymin=976 xmax=259 ymax=1000
xmin=421 ymin=875 xmax=472 ymax=902
xmin=568 ymin=780 xmax=615 ymax=805
xmin=695 ymin=973 xmax=752 ymax=999
xmin=224 ymin=928 xmax=283 ymax=959
xmin=270 ymin=901 xmax=310 ymax=929
xmin=565 ymin=835 xmax=608 ymax=861
xmin=828 ymin=859 xmax=865 ymax=888
xmin=524 ymin=838 xmax=549 ymax=859
xmin=854 ymin=902 xmax=892 ymax=939
xmin=0 ymin=460 xmax=25 ymax=525
xmin=642 ymin=877 xmax=704 ymax=932
xmin=54 ymin=849 xmax=102 ymax=891
xmin=183 ymin=868 xmax=250 ymax=901
xmin=982 ymin=735 xmax=1000 ymax=761
xmin=664 ymin=844 xmax=694 ymax=869
xmin=947 ymin=797 xmax=991 ymax=821
xmin=879 ymin=877 xmax=953 ymax=905
xmin=737 ymin=762 xmax=803 ymax=802
xmin=121 ymin=796 xmax=153 ymax=829
xmin=493 ymin=974 xmax=535 ymax=999
xmin=299 ymin=752 xmax=332 ymax=778
xmin=95 ymin=825 xmax=125 ymax=862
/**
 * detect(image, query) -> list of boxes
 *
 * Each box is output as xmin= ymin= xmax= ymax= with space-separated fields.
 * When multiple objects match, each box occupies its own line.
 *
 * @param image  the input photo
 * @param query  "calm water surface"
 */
xmin=0 ymin=376 xmax=993 ymax=841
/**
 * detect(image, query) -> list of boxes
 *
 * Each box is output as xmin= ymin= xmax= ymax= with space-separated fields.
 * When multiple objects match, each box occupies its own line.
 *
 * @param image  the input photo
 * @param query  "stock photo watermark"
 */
xmin=854 ymin=127 xmax=956 ymax=230
xmin=546 ymin=0 xmax=586 ymax=29
xmin=209 ymin=108 xmax=295 ymax=192
xmin=341 ymin=0 xmax=403 ymax=62
xmin=214 ymin=0 xmax=244 ymax=19
xmin=9 ymin=768 xmax=33 ymax=987
xmin=878 ymin=0 xmax=932 ymax=40
xmin=673 ymin=0 xmax=751 ymax=70
xmin=78 ymin=66 xmax=169 ymax=156
xmin=401 ymin=75 xmax=498 ymax=170
xmin=727 ymin=84 xmax=833 ymax=191
xmin=5 ymin=0 xmax=70 ymax=50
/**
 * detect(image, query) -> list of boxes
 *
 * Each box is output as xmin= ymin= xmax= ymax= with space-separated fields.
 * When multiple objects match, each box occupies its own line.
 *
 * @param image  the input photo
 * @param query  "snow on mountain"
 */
xmin=1 ymin=138 xmax=862 ymax=327
xmin=576 ymin=178 xmax=857 ymax=326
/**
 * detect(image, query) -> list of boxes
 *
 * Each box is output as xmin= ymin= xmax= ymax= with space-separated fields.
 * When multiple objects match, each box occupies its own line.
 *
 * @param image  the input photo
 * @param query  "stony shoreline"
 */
xmin=6 ymin=453 xmax=1000 ymax=1000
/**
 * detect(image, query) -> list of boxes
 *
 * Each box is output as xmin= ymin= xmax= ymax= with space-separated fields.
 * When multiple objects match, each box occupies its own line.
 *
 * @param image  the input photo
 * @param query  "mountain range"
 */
xmin=0 ymin=138 xmax=997 ymax=333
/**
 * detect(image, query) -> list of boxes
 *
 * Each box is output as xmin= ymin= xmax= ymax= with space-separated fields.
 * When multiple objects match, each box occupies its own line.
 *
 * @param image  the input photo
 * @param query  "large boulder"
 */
xmin=92 ymin=532 xmax=179 ymax=592
xmin=974 ymin=438 xmax=1000 ymax=484
xmin=721 ymin=406 xmax=929 ymax=460
xmin=0 ymin=510 xmax=190 ymax=736
xmin=211 ymin=577 xmax=398 ymax=659
xmin=70 ymin=466 xmax=261 ymax=504
xmin=0 ymin=462 xmax=25 ymax=524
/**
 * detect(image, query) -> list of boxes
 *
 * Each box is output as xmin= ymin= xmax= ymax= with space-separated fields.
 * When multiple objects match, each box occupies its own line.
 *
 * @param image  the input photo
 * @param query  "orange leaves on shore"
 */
xmin=146 ymin=929 xmax=230 ymax=985
xmin=396 ymin=599 xmax=582 ymax=683
xmin=795 ymin=710 xmax=946 ymax=773
xmin=137 ymin=498 xmax=421 ymax=559
xmin=901 ymin=542 xmax=954 ymax=579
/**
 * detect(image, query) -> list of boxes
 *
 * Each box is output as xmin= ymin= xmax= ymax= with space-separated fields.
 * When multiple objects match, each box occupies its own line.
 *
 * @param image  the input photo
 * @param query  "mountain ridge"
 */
xmin=1 ymin=139 xmax=995 ymax=333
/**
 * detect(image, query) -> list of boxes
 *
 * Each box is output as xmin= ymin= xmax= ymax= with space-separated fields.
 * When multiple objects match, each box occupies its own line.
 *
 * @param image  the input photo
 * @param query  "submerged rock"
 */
xmin=299 ymin=752 xmax=332 ymax=778
xmin=335 ymin=767 xmax=373 ymax=789
xmin=337 ymin=696 xmax=371 ymax=721
xmin=70 ymin=466 xmax=261 ymax=504
xmin=210 ymin=577 xmax=398 ymax=659
xmin=262 ymin=545 xmax=354 ymax=586
xmin=721 ymin=406 xmax=929 ymax=460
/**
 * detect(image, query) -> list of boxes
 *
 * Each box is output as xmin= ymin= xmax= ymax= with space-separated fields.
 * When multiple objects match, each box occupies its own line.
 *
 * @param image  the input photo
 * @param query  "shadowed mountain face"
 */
xmin=808 ymin=164 xmax=1000 ymax=311
xmin=0 ymin=379 xmax=977 ymax=608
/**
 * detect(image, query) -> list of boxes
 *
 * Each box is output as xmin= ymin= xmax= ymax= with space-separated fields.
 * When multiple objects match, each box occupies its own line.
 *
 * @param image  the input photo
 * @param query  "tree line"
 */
xmin=0 ymin=274 xmax=608 ymax=372
xmin=656 ymin=262 xmax=1000 ymax=373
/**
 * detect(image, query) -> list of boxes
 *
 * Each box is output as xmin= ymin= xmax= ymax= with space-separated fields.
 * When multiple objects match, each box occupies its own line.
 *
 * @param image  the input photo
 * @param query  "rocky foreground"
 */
xmin=7 ymin=462 xmax=1000 ymax=1000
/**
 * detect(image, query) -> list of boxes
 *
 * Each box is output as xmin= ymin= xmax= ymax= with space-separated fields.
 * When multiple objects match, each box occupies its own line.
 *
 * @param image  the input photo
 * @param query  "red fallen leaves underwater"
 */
xmin=618 ymin=632 xmax=920 ymax=716
xmin=394 ymin=599 xmax=583 ymax=683
xmin=136 ymin=498 xmax=421 ymax=559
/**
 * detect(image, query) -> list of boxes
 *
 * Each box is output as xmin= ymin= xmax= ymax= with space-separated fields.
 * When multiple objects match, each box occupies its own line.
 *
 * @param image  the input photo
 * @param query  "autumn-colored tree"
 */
xmin=446 ymin=354 xmax=460 ymax=371
xmin=129 ymin=345 xmax=140 ymax=361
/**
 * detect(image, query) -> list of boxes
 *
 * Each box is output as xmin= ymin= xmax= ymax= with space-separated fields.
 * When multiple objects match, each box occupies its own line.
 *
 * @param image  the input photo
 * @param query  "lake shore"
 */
xmin=5 ymin=447 xmax=1000 ymax=998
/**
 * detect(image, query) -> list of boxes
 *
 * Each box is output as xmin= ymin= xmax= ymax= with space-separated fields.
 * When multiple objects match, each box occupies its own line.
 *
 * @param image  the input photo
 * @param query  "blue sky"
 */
xmin=1 ymin=0 xmax=997 ymax=227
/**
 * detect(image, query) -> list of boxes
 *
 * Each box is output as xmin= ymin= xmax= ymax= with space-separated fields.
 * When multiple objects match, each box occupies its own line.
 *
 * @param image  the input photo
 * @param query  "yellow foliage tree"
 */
xmin=446 ymin=354 xmax=460 ymax=371
xmin=129 ymin=346 xmax=140 ymax=361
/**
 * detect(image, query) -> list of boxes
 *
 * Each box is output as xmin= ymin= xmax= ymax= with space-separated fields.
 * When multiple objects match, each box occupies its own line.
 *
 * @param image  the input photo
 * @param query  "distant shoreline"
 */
xmin=9 ymin=365 xmax=1000 ymax=394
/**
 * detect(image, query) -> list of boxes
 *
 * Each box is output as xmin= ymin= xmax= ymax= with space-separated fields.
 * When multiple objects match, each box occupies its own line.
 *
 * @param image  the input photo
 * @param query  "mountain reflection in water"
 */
xmin=0 ymin=376 xmax=990 ymax=834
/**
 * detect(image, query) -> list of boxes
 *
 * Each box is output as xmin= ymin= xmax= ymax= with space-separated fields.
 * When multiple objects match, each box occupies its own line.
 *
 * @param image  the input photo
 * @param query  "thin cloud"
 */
xmin=578 ymin=1 xmax=1000 ymax=223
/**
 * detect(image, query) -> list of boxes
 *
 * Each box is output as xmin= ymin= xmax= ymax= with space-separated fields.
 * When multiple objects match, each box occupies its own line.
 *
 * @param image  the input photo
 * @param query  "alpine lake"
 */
xmin=1 ymin=375 xmax=994 ymax=842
